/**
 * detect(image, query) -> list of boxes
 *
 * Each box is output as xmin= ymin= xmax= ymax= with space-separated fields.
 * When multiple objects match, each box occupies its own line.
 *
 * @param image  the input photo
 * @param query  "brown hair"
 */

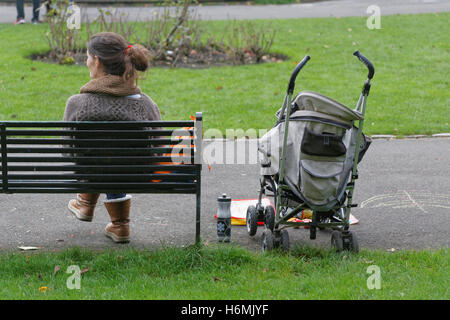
xmin=86 ymin=32 xmax=150 ymax=82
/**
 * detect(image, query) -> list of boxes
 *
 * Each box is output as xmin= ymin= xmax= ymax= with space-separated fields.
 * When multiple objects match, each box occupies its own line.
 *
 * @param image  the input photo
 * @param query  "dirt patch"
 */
xmin=29 ymin=49 xmax=288 ymax=69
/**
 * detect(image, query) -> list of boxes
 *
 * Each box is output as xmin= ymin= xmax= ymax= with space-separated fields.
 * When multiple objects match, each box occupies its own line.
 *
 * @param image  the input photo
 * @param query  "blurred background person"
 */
xmin=15 ymin=0 xmax=41 ymax=24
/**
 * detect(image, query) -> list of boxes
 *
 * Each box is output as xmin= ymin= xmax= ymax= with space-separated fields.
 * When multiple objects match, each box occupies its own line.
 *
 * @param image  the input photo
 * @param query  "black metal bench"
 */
xmin=0 ymin=112 xmax=203 ymax=244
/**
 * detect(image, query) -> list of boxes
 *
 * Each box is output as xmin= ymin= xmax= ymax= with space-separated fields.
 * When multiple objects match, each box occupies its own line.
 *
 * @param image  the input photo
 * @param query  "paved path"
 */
xmin=1 ymin=138 xmax=449 ymax=252
xmin=0 ymin=0 xmax=449 ymax=23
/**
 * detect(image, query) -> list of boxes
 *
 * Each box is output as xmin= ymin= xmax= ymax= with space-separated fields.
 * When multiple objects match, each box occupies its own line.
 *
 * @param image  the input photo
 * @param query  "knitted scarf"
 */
xmin=79 ymin=74 xmax=141 ymax=97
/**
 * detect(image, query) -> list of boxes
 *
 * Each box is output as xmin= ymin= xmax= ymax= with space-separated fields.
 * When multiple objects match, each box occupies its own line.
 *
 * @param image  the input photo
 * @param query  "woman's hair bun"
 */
xmin=127 ymin=44 xmax=150 ymax=72
xmin=87 ymin=32 xmax=150 ymax=82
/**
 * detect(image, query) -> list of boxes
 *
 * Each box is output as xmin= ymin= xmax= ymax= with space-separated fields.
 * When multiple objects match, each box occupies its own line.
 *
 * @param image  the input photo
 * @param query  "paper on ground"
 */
xmin=18 ymin=246 xmax=40 ymax=251
xmin=214 ymin=198 xmax=358 ymax=225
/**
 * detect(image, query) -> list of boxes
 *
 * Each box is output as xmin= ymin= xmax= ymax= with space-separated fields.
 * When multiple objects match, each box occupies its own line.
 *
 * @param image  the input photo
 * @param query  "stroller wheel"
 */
xmin=280 ymin=229 xmax=290 ymax=252
xmin=246 ymin=205 xmax=258 ymax=237
xmin=331 ymin=230 xmax=344 ymax=252
xmin=342 ymin=231 xmax=360 ymax=253
xmin=264 ymin=206 xmax=275 ymax=232
xmin=261 ymin=230 xmax=274 ymax=253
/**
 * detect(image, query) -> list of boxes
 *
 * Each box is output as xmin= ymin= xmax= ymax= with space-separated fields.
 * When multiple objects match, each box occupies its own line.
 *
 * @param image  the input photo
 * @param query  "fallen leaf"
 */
xmin=31 ymin=67 xmax=37 ymax=71
xmin=212 ymin=276 xmax=223 ymax=282
xmin=53 ymin=265 xmax=60 ymax=276
xmin=362 ymin=258 xmax=373 ymax=264
xmin=324 ymin=45 xmax=330 ymax=49
xmin=80 ymin=266 xmax=90 ymax=275
xmin=347 ymin=28 xmax=352 ymax=32
xmin=216 ymin=86 xmax=223 ymax=90
xmin=263 ymin=268 xmax=268 ymax=272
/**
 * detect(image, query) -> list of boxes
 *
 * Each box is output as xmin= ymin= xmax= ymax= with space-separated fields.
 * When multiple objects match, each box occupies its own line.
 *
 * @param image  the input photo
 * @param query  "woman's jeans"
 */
xmin=16 ymin=0 xmax=41 ymax=20
xmin=106 ymin=193 xmax=127 ymax=200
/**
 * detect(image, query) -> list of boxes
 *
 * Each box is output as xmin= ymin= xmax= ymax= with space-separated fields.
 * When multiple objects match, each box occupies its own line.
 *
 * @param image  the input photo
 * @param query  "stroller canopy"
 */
xmin=293 ymin=91 xmax=364 ymax=123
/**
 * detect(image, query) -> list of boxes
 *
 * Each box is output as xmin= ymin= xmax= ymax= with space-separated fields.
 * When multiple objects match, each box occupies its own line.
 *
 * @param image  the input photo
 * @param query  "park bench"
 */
xmin=0 ymin=112 xmax=203 ymax=244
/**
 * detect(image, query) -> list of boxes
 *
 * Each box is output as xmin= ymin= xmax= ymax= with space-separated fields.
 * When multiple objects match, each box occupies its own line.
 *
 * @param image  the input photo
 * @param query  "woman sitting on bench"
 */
xmin=63 ymin=32 xmax=162 ymax=243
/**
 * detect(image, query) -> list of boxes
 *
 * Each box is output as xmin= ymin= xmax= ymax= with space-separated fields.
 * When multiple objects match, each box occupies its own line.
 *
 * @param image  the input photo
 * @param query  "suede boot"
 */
xmin=104 ymin=196 xmax=132 ymax=243
xmin=68 ymin=193 xmax=100 ymax=222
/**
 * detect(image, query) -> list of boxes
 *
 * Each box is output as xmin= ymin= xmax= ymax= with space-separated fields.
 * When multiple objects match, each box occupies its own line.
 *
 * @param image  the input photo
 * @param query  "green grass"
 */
xmin=0 ymin=244 xmax=448 ymax=299
xmin=0 ymin=13 xmax=449 ymax=135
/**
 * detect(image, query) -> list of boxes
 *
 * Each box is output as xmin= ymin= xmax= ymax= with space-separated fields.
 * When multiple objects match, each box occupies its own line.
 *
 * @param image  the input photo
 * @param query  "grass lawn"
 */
xmin=0 ymin=244 xmax=448 ymax=299
xmin=0 ymin=13 xmax=449 ymax=136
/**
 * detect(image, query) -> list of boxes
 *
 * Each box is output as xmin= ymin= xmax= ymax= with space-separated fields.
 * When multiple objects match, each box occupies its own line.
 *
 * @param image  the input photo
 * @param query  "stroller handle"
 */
xmin=287 ymin=55 xmax=311 ymax=95
xmin=353 ymin=50 xmax=374 ymax=80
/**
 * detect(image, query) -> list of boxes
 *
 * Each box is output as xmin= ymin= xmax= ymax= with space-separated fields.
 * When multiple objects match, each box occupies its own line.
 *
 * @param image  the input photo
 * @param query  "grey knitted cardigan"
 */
xmin=63 ymin=74 xmax=161 ymax=122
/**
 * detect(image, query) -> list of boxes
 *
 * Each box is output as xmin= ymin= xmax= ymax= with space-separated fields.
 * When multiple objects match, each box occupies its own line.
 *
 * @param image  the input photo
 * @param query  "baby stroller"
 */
xmin=246 ymin=51 xmax=375 ymax=253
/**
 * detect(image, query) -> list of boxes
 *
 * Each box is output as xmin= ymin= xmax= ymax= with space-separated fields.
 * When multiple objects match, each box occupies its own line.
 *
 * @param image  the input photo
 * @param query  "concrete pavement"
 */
xmin=0 ymin=137 xmax=449 ymax=252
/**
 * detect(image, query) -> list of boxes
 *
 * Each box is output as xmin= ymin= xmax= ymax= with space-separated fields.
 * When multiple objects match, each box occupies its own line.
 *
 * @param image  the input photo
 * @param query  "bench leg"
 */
xmin=195 ymin=172 xmax=201 ymax=245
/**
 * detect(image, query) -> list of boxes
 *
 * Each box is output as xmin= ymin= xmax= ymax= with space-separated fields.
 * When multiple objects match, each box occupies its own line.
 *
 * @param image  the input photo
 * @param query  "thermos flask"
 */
xmin=217 ymin=194 xmax=231 ymax=242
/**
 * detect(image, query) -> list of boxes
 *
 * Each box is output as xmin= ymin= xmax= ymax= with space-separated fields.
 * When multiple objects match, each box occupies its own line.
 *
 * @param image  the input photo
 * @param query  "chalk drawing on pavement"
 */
xmin=360 ymin=190 xmax=450 ymax=213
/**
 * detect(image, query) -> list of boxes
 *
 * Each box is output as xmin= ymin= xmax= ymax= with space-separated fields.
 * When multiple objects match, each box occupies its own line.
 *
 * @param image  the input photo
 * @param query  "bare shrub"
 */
xmin=43 ymin=0 xmax=280 ymax=67
xmin=45 ymin=0 xmax=84 ymax=61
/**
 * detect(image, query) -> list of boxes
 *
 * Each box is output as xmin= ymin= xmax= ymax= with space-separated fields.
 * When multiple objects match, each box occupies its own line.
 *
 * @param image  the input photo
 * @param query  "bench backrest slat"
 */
xmin=2 ymin=121 xmax=194 ymax=127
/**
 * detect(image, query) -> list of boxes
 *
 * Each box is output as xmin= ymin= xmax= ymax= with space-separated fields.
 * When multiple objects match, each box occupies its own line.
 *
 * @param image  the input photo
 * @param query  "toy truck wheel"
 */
xmin=246 ymin=205 xmax=258 ymax=236
xmin=261 ymin=230 xmax=274 ymax=252
xmin=264 ymin=205 xmax=275 ymax=232
xmin=331 ymin=230 xmax=344 ymax=252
